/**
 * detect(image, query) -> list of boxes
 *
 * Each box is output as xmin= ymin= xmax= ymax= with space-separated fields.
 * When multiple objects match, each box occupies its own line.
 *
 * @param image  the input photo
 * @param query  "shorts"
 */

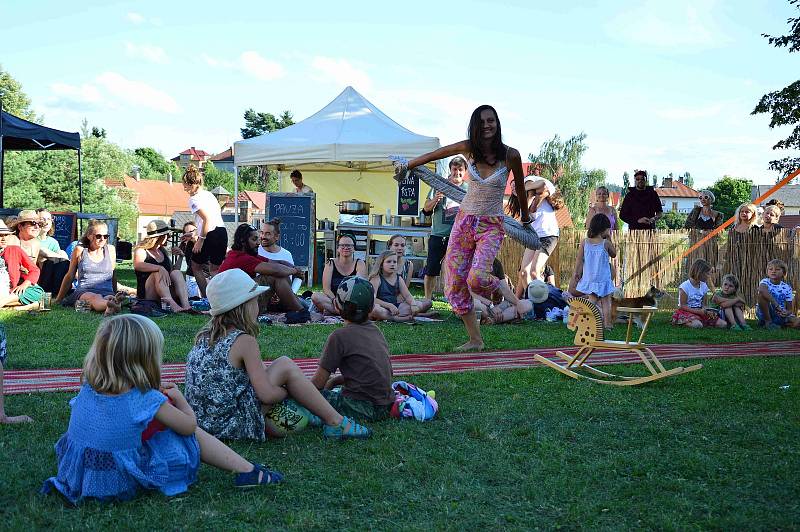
xmin=321 ymin=388 xmax=391 ymax=422
xmin=425 ymin=235 xmax=449 ymax=277
xmin=536 ymin=235 xmax=559 ymax=256
xmin=192 ymin=226 xmax=228 ymax=266
xmin=756 ymin=305 xmax=790 ymax=327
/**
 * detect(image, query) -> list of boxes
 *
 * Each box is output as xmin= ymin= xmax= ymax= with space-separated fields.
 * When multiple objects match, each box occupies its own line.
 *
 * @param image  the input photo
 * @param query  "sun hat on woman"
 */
xmin=0 ymin=219 xmax=11 ymax=234
xmin=144 ymin=220 xmax=171 ymax=238
xmin=527 ymin=279 xmax=550 ymax=304
xmin=8 ymin=209 xmax=40 ymax=229
xmin=206 ymin=268 xmax=269 ymax=316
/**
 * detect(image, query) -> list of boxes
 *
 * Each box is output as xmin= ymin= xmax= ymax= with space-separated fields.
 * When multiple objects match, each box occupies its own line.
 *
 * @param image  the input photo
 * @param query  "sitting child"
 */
xmin=184 ymin=268 xmax=371 ymax=441
xmin=42 ymin=314 xmax=282 ymax=505
xmin=369 ymin=250 xmax=431 ymax=322
xmin=311 ymin=276 xmax=394 ymax=422
xmin=672 ymin=259 xmax=726 ymax=329
xmin=711 ymin=274 xmax=751 ymax=330
xmin=756 ymin=259 xmax=800 ymax=329
xmin=472 ymin=259 xmax=532 ymax=324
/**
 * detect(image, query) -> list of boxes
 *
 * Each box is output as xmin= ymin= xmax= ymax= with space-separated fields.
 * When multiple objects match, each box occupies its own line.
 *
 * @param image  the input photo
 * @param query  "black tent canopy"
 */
xmin=0 ymin=105 xmax=83 ymax=209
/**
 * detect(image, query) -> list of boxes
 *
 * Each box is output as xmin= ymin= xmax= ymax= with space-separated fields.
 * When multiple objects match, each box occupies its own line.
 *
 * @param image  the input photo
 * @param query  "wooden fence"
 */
xmin=499 ymin=228 xmax=799 ymax=315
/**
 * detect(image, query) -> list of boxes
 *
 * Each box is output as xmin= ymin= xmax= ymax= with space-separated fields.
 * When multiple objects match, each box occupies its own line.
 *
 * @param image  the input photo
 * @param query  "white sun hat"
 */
xmin=523 ymin=175 xmax=556 ymax=195
xmin=527 ymin=279 xmax=550 ymax=304
xmin=206 ymin=268 xmax=268 ymax=316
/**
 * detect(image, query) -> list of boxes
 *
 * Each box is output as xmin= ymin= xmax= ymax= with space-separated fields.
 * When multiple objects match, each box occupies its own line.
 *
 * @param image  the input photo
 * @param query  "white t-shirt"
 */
xmin=188 ymin=190 xmax=225 ymax=234
xmin=532 ymin=199 xmax=560 ymax=238
xmin=258 ymin=246 xmax=294 ymax=264
xmin=679 ymin=279 xmax=708 ymax=308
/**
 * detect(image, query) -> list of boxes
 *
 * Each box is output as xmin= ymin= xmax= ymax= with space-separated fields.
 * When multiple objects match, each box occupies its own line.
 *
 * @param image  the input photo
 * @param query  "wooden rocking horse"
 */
xmin=534 ymin=297 xmax=702 ymax=385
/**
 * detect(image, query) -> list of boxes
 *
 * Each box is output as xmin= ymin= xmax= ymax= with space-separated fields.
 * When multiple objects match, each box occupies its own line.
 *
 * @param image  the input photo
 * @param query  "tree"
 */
xmin=528 ymin=133 xmax=605 ymax=228
xmin=0 ymin=65 xmax=36 ymax=121
xmin=751 ymin=0 xmax=800 ymax=176
xmin=240 ymin=109 xmax=294 ymax=139
xmin=651 ymin=173 xmax=658 ymax=187
xmin=90 ymin=127 xmax=107 ymax=138
xmin=656 ymin=210 xmax=688 ymax=229
xmin=708 ymin=176 xmax=753 ymax=219
xmin=682 ymin=171 xmax=694 ymax=189
xmin=133 ymin=147 xmax=171 ymax=179
xmin=621 ymin=171 xmax=630 ymax=196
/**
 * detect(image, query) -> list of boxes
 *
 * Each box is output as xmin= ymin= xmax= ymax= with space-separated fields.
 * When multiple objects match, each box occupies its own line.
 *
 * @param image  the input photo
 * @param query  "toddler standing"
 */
xmin=571 ymin=213 xmax=617 ymax=329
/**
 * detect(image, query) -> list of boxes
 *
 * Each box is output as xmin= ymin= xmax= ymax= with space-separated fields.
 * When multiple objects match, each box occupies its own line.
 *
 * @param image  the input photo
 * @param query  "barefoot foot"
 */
xmin=456 ymin=341 xmax=484 ymax=352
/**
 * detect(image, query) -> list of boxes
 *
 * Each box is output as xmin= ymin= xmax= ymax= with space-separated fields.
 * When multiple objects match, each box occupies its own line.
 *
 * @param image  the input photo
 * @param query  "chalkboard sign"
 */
xmin=266 ymin=193 xmax=315 ymax=280
xmin=51 ymin=212 xmax=77 ymax=250
xmin=397 ymin=170 xmax=420 ymax=216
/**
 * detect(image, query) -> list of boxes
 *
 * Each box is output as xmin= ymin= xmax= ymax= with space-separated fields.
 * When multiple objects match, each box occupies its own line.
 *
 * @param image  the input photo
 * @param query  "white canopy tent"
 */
xmin=231 ymin=86 xmax=440 ymax=219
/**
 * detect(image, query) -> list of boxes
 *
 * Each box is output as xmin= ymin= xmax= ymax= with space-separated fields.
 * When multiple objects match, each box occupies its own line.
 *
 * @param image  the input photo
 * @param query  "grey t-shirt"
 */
xmin=319 ymin=322 xmax=394 ymax=406
xmin=425 ymin=184 xmax=467 ymax=238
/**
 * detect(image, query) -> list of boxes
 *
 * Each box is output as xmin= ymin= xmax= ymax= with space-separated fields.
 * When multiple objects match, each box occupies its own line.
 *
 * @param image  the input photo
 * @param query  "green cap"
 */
xmin=335 ymin=276 xmax=374 ymax=313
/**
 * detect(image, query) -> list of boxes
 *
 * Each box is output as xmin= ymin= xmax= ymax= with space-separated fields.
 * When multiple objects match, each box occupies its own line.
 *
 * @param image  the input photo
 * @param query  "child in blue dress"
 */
xmin=571 ymin=213 xmax=617 ymax=329
xmin=42 ymin=314 xmax=281 ymax=504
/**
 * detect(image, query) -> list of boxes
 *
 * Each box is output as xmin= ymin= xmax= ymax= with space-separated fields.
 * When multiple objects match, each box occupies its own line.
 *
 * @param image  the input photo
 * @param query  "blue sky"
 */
xmin=1 ymin=0 xmax=797 ymax=187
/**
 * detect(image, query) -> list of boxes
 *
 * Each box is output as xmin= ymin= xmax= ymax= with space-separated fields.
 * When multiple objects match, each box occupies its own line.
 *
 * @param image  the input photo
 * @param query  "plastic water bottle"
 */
xmin=0 ymin=256 xmax=9 ymax=299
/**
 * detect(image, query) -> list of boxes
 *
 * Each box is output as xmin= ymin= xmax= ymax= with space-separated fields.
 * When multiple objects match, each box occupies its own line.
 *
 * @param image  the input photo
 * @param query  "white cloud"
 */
xmin=124 ymin=42 xmax=169 ymax=64
xmin=607 ymin=0 xmax=728 ymax=49
xmin=126 ymin=12 xmax=145 ymax=24
xmin=95 ymin=72 xmax=180 ymax=113
xmin=201 ymin=51 xmax=285 ymax=81
xmin=240 ymin=51 xmax=285 ymax=81
xmin=48 ymin=82 xmax=107 ymax=111
xmin=310 ymin=56 xmax=372 ymax=91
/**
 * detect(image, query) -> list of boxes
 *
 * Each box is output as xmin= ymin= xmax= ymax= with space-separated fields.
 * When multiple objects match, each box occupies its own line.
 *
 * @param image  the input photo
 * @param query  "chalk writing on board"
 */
xmin=267 ymin=194 xmax=313 ymax=269
xmin=397 ymin=170 xmax=419 ymax=216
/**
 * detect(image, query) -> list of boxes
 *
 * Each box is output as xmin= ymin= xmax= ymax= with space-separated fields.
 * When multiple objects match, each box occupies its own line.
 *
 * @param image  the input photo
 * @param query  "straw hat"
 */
xmin=144 ymin=219 xmax=171 ymax=238
xmin=527 ymin=279 xmax=550 ymax=304
xmin=206 ymin=268 xmax=268 ymax=316
xmin=8 ymin=209 xmax=39 ymax=229
xmin=0 ymin=219 xmax=12 ymax=234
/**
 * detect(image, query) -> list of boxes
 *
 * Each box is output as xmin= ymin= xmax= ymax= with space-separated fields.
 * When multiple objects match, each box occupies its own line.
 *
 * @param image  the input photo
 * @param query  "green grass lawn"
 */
xmin=1 ymin=264 xmax=799 ymax=529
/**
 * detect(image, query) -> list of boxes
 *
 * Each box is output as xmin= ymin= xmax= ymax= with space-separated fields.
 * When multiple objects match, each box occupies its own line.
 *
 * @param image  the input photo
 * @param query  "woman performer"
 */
xmin=394 ymin=105 xmax=531 ymax=350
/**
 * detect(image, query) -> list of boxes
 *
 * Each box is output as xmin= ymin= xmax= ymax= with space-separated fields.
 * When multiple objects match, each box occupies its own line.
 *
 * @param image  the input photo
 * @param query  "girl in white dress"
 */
xmin=571 ymin=213 xmax=617 ymax=329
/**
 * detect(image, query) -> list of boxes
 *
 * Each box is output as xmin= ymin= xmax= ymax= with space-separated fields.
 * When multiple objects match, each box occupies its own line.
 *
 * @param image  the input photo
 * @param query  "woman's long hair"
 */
xmin=467 ymin=105 xmax=507 ymax=165
xmin=79 ymin=219 xmax=108 ymax=247
xmin=195 ymin=302 xmax=260 ymax=348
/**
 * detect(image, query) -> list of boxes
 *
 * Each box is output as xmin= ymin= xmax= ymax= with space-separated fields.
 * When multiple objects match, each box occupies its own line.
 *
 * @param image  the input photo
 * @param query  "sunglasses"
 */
xmin=338 ymin=244 xmax=354 ymax=249
xmin=93 ymin=234 xmax=110 ymax=240
xmin=22 ymin=221 xmax=42 ymax=227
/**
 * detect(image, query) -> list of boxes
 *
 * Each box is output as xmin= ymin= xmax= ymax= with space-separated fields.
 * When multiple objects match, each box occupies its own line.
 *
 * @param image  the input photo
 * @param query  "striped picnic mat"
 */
xmin=5 ymin=340 xmax=799 ymax=395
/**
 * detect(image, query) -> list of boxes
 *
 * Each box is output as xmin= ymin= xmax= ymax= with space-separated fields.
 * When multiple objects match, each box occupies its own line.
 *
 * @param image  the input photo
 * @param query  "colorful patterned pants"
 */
xmin=444 ymin=213 xmax=505 ymax=315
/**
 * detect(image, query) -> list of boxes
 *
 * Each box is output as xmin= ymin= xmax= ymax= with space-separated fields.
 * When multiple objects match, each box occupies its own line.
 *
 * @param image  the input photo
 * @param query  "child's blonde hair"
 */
xmin=767 ymin=258 xmax=788 ymax=276
xmin=83 ymin=314 xmax=163 ymax=394
xmin=369 ymin=250 xmax=396 ymax=282
xmin=195 ymin=302 xmax=259 ymax=348
xmin=721 ymin=273 xmax=740 ymax=293
xmin=688 ymin=259 xmax=713 ymax=282
xmin=735 ymin=202 xmax=759 ymax=228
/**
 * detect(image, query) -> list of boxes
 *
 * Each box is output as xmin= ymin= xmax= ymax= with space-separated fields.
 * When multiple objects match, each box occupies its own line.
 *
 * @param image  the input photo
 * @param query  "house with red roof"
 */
xmin=171 ymin=146 xmax=212 ymax=169
xmin=211 ymin=147 xmax=235 ymax=173
xmin=654 ymin=176 xmax=700 ymax=214
xmin=106 ymin=174 xmax=190 ymax=241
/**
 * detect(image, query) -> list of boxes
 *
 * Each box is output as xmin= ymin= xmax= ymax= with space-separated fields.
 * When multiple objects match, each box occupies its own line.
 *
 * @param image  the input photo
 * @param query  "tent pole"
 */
xmin=234 ymin=165 xmax=239 ymax=223
xmin=78 ymin=149 xmax=84 ymax=213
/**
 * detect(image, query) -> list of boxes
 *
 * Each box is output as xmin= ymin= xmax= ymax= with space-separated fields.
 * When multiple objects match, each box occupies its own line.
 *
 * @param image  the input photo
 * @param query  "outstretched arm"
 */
xmin=406 ymin=141 xmax=470 ymax=170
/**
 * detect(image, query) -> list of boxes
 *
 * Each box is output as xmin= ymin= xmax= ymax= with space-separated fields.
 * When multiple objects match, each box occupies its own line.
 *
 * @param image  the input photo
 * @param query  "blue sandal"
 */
xmin=323 ymin=416 xmax=372 ymax=440
xmin=235 ymin=463 xmax=284 ymax=488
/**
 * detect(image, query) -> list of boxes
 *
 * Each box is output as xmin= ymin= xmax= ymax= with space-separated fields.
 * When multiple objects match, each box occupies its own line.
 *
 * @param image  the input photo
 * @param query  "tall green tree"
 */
xmin=751 ymin=0 xmax=800 ymax=176
xmin=528 ymin=133 xmax=605 ymax=227
xmin=682 ymin=171 xmax=694 ymax=189
xmin=240 ymin=109 xmax=294 ymax=139
xmin=133 ymin=147 xmax=171 ymax=179
xmin=708 ymin=176 xmax=753 ymax=220
xmin=0 ymin=65 xmax=36 ymax=120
